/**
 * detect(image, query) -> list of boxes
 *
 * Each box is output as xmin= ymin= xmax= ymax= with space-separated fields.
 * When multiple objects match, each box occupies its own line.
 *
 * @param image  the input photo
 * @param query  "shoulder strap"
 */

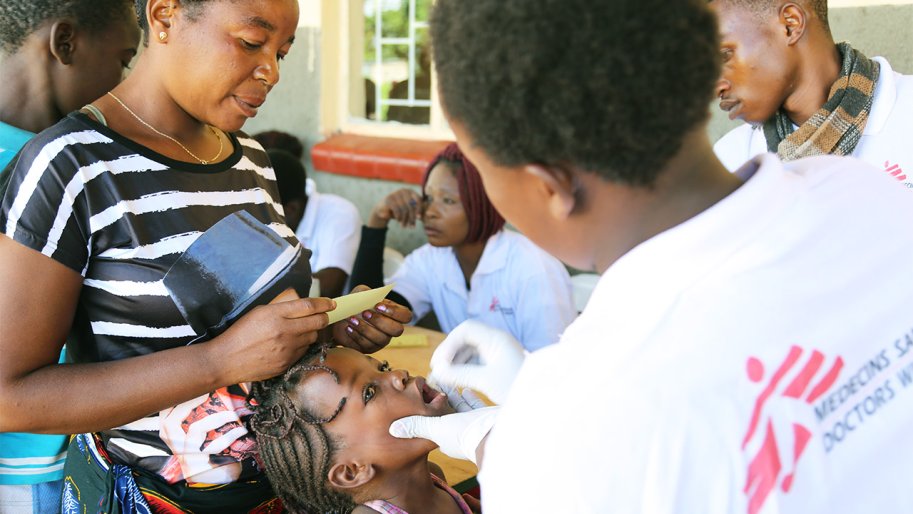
xmin=80 ymin=104 xmax=108 ymax=127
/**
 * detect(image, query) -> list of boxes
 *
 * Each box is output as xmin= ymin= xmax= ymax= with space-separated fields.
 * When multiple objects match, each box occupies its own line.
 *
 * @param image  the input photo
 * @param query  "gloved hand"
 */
xmin=389 ymin=404 xmax=499 ymax=466
xmin=431 ymin=381 xmax=488 ymax=412
xmin=429 ymin=320 xmax=526 ymax=404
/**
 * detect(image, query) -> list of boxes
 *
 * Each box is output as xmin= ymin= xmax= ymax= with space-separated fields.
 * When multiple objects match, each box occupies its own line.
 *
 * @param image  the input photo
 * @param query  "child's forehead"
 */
xmin=288 ymin=348 xmax=377 ymax=422
xmin=323 ymin=346 xmax=377 ymax=370
xmin=293 ymin=348 xmax=372 ymax=395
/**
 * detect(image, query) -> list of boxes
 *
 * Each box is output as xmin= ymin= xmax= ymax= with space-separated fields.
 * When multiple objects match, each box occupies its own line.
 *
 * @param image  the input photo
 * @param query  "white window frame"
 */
xmin=320 ymin=0 xmax=453 ymax=140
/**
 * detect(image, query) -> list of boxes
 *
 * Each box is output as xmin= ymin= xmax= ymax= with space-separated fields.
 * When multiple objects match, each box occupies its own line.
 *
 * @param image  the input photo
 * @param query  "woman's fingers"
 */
xmin=342 ymin=320 xmax=384 ymax=353
xmin=350 ymin=311 xmax=402 ymax=342
xmin=374 ymin=299 xmax=413 ymax=323
xmin=276 ymin=296 xmax=335 ymax=320
xmin=335 ymin=308 xmax=410 ymax=353
xmin=333 ymin=290 xmax=412 ymax=354
xmin=386 ymin=189 xmax=422 ymax=228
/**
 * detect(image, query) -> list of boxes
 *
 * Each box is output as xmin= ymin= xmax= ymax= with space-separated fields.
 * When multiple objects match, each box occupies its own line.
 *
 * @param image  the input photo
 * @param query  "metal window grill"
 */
xmin=370 ymin=0 xmax=432 ymax=122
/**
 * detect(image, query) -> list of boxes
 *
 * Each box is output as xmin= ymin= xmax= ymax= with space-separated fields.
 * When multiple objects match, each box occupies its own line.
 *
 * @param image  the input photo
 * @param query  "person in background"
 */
xmin=267 ymin=148 xmax=362 ymax=298
xmin=0 ymin=0 xmax=139 ymax=172
xmin=389 ymin=0 xmax=913 ymax=512
xmin=0 ymin=0 xmax=409 ymax=512
xmin=252 ymin=129 xmax=304 ymax=159
xmin=350 ymin=143 xmax=576 ymax=352
xmin=711 ymin=0 xmax=913 ymax=189
xmin=0 ymin=1 xmax=140 ymax=512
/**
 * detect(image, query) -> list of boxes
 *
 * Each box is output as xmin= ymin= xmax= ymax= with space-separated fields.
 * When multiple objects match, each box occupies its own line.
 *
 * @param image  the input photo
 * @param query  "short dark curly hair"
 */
xmin=0 ymin=0 xmax=134 ymax=53
xmin=431 ymin=0 xmax=721 ymax=186
xmin=134 ymin=0 xmax=213 ymax=45
xmin=254 ymin=130 xmax=305 ymax=160
xmin=712 ymin=0 xmax=830 ymax=31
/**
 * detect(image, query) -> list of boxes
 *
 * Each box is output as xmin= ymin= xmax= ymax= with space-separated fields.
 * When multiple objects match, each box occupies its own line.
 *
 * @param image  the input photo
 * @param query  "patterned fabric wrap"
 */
xmin=763 ymin=42 xmax=880 ymax=160
xmin=61 ymin=434 xmax=284 ymax=514
xmin=113 ymin=465 xmax=154 ymax=514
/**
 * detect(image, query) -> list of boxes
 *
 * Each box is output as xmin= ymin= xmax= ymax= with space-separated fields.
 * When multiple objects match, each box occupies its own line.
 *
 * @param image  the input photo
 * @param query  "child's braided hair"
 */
xmin=248 ymin=344 xmax=357 ymax=514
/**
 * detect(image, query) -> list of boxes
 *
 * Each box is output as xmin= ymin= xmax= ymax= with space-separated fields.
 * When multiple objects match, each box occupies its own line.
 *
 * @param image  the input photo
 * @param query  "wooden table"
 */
xmin=374 ymin=325 xmax=479 ymax=488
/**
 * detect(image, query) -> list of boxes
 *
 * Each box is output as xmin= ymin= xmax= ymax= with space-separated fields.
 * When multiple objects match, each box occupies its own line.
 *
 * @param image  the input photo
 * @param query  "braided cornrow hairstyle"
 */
xmin=422 ymin=143 xmax=506 ymax=244
xmin=249 ymin=345 xmax=357 ymax=514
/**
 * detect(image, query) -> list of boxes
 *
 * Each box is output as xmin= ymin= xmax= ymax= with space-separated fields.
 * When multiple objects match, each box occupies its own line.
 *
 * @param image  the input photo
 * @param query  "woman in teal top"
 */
xmin=0 ymin=122 xmax=31 ymax=171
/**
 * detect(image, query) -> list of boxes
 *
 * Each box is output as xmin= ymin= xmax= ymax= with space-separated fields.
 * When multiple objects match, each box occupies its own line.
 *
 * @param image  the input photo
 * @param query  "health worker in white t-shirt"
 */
xmin=349 ymin=143 xmax=576 ymax=351
xmin=711 ymin=0 xmax=913 ymax=191
xmin=267 ymin=148 xmax=362 ymax=298
xmin=388 ymin=1 xmax=913 ymax=513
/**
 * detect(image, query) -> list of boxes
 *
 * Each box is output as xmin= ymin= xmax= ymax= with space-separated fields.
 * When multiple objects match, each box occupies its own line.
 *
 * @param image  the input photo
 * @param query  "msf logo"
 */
xmin=884 ymin=161 xmax=907 ymax=182
xmin=742 ymin=346 xmax=844 ymax=514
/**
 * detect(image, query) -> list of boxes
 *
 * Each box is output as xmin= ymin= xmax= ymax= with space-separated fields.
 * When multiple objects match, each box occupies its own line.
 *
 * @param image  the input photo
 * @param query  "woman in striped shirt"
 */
xmin=0 ymin=0 xmax=411 ymax=512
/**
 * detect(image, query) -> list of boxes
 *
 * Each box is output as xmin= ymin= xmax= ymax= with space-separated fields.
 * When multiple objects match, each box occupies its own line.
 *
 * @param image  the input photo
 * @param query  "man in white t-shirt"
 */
xmin=711 ymin=0 xmax=913 ymax=190
xmin=387 ymin=1 xmax=913 ymax=513
xmin=267 ymin=149 xmax=361 ymax=298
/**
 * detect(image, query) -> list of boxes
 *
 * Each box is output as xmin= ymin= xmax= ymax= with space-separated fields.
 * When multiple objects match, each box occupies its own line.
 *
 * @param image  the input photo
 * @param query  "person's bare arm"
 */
xmin=315 ymin=267 xmax=348 ymax=298
xmin=0 ymin=236 xmax=334 ymax=434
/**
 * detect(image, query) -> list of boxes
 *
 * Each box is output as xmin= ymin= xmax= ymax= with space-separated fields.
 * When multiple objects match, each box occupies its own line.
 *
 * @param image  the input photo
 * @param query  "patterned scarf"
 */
xmin=763 ymin=42 xmax=880 ymax=161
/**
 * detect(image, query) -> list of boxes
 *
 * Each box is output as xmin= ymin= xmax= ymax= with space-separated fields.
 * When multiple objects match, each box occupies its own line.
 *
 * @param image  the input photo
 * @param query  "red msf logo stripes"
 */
xmin=884 ymin=161 xmax=906 ymax=181
xmin=742 ymin=346 xmax=844 ymax=514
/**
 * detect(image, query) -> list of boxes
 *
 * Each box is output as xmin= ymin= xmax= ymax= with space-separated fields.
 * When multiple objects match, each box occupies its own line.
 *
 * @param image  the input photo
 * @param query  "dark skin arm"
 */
xmin=0 ymin=236 xmax=407 ymax=433
xmin=315 ymin=266 xmax=348 ymax=299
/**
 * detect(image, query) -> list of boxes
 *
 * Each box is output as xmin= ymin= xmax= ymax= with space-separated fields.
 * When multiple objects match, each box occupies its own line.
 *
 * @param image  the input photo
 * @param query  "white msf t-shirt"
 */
xmin=388 ymin=229 xmax=576 ymax=351
xmin=480 ymin=154 xmax=913 ymax=513
xmin=714 ymin=57 xmax=913 ymax=191
xmin=294 ymin=179 xmax=362 ymax=275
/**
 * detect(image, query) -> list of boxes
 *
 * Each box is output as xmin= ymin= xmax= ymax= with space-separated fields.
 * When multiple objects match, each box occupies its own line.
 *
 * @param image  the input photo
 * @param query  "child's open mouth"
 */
xmin=415 ymin=377 xmax=447 ymax=408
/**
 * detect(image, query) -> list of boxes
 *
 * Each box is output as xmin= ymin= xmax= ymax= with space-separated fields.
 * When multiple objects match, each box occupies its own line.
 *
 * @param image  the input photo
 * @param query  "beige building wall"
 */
xmin=245 ymin=2 xmax=913 ymax=256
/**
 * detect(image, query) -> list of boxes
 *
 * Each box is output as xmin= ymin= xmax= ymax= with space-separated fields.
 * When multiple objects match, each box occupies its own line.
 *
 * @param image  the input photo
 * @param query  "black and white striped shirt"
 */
xmin=1 ymin=112 xmax=293 ymax=484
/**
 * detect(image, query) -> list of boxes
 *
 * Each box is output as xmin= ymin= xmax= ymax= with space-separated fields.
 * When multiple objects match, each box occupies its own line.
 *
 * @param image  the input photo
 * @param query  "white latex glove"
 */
xmin=430 ymin=381 xmax=488 ymax=412
xmin=389 ymin=405 xmax=499 ymax=466
xmin=429 ymin=320 xmax=526 ymax=405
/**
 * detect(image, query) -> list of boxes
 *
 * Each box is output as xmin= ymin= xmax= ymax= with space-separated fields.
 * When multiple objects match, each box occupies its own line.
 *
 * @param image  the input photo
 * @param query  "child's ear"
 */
xmin=327 ymin=461 xmax=376 ymax=490
xmin=48 ymin=21 xmax=78 ymax=65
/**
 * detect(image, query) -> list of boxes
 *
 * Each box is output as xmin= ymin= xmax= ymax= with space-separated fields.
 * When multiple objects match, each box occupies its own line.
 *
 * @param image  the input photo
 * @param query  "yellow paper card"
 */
xmin=387 ymin=333 xmax=429 ymax=348
xmin=327 ymin=284 xmax=394 ymax=325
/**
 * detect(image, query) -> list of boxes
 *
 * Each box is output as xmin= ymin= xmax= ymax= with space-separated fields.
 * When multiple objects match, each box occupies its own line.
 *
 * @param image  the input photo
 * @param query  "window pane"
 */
xmin=356 ymin=0 xmax=431 ymax=125
xmin=416 ymin=0 xmax=432 ymax=22
xmin=380 ymin=0 xmax=409 ymax=39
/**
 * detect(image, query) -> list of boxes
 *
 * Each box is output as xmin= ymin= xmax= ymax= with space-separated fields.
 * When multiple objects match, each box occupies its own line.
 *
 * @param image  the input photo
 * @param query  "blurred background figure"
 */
xmin=264 ymin=144 xmax=362 ymax=298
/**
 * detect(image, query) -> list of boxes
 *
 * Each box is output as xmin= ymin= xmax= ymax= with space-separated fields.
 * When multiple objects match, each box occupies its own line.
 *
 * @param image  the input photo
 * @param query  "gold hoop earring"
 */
xmin=158 ymin=31 xmax=168 ymax=42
